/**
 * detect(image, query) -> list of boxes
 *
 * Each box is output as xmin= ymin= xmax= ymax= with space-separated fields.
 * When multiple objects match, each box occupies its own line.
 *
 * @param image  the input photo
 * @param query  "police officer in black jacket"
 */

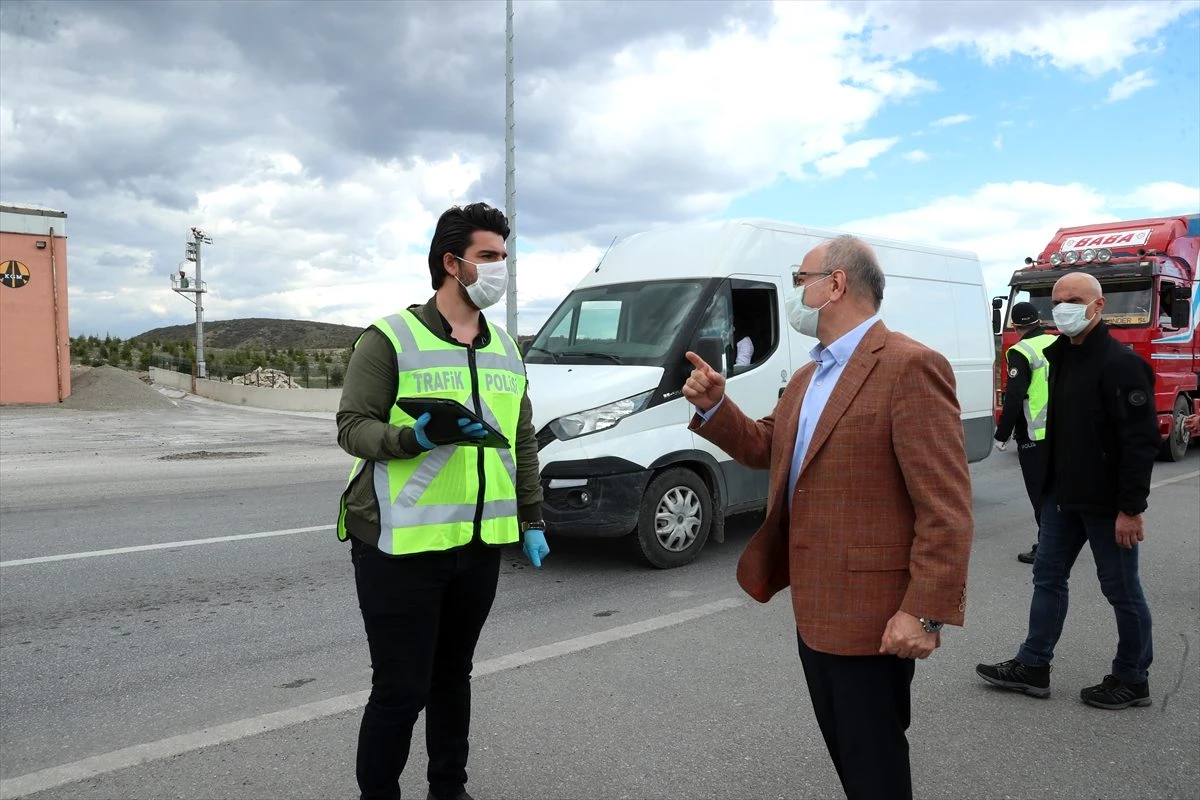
xmin=994 ymin=302 xmax=1056 ymax=564
xmin=978 ymin=272 xmax=1160 ymax=710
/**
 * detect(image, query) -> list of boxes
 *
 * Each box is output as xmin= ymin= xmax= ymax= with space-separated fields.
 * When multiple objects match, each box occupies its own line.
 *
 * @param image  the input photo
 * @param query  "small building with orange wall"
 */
xmin=0 ymin=203 xmax=71 ymax=404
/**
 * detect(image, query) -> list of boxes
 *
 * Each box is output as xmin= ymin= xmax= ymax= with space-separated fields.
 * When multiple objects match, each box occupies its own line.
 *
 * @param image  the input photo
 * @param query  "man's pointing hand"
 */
xmin=682 ymin=351 xmax=726 ymax=413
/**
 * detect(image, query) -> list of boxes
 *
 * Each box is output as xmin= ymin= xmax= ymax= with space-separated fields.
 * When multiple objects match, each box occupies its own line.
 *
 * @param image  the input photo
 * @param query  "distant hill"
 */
xmin=133 ymin=318 xmax=363 ymax=350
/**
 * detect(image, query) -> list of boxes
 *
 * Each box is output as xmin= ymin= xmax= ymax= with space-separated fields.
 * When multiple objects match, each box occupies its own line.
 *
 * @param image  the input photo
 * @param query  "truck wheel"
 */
xmin=1160 ymin=394 xmax=1192 ymax=462
xmin=635 ymin=468 xmax=712 ymax=569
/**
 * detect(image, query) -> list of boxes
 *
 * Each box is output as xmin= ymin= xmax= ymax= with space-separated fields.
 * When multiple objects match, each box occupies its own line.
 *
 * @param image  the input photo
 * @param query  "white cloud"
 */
xmin=992 ymin=134 xmax=1003 ymax=150
xmin=5 ymin=0 xmax=949 ymax=337
xmin=838 ymin=180 xmax=1186 ymax=300
xmin=6 ymin=1 xmax=1196 ymax=340
xmin=1114 ymin=181 xmax=1200 ymax=213
xmin=846 ymin=0 xmax=1197 ymax=76
xmin=1105 ymin=69 xmax=1157 ymax=103
xmin=541 ymin=1 xmax=933 ymax=213
xmin=931 ymin=114 xmax=972 ymax=128
xmin=815 ymin=138 xmax=900 ymax=177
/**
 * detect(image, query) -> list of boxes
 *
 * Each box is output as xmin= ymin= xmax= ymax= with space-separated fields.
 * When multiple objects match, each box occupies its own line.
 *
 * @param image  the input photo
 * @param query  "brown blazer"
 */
xmin=690 ymin=321 xmax=973 ymax=656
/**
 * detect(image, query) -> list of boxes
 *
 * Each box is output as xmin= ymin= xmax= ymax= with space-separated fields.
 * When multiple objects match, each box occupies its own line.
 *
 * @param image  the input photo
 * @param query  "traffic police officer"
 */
xmin=336 ymin=202 xmax=549 ymax=800
xmin=994 ymin=301 xmax=1056 ymax=564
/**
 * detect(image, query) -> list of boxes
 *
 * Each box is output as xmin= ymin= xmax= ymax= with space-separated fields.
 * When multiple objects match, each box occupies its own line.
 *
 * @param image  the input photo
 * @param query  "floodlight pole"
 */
xmin=504 ymin=0 xmax=518 ymax=337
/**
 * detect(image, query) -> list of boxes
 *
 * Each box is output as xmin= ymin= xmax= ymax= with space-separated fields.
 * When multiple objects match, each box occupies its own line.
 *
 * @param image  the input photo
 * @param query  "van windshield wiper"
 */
xmin=526 ymin=345 xmax=560 ymax=363
xmin=568 ymin=351 xmax=624 ymax=364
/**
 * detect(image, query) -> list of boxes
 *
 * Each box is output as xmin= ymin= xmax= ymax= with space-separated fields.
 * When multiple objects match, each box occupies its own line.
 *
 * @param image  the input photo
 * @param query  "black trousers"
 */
xmin=350 ymin=535 xmax=502 ymax=800
xmin=1017 ymin=439 xmax=1048 ymax=529
xmin=797 ymin=632 xmax=916 ymax=800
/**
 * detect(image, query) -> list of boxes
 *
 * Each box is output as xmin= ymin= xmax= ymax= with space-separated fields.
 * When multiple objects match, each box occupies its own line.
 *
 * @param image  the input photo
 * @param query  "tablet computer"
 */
xmin=395 ymin=397 xmax=511 ymax=449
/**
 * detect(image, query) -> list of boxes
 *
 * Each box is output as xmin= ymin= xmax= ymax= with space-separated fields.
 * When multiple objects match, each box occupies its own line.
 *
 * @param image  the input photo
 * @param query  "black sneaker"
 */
xmin=1080 ymin=675 xmax=1151 ymax=709
xmin=976 ymin=659 xmax=1051 ymax=697
xmin=1017 ymin=543 xmax=1038 ymax=564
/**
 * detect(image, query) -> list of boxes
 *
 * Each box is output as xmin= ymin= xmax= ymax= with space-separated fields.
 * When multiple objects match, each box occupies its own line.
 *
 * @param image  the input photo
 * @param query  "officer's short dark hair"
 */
xmin=428 ymin=203 xmax=510 ymax=290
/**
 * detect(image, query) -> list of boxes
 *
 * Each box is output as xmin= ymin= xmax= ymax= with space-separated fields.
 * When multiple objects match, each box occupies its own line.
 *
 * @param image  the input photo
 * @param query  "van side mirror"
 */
xmin=1171 ymin=285 xmax=1192 ymax=329
xmin=695 ymin=336 xmax=725 ymax=376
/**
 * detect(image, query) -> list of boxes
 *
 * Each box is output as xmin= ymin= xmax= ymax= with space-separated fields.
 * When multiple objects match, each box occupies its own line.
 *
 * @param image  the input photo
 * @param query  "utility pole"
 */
xmin=172 ymin=227 xmax=212 ymax=383
xmin=504 ymin=0 xmax=518 ymax=337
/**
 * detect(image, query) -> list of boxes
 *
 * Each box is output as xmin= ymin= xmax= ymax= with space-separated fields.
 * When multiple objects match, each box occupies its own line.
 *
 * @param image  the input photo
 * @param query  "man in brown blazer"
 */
xmin=683 ymin=235 xmax=973 ymax=800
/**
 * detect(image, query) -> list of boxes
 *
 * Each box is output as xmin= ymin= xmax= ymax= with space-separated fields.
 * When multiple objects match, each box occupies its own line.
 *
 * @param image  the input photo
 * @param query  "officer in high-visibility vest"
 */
xmin=336 ymin=202 xmax=549 ymax=800
xmin=994 ymin=301 xmax=1056 ymax=565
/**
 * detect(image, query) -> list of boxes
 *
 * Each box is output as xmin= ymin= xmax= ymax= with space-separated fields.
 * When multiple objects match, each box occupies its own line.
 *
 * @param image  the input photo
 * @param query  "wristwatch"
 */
xmin=520 ymin=520 xmax=546 ymax=533
xmin=918 ymin=617 xmax=944 ymax=634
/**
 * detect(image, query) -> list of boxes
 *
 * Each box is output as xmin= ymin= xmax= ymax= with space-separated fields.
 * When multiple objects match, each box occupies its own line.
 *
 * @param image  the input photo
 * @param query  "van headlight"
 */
xmin=548 ymin=390 xmax=653 ymax=440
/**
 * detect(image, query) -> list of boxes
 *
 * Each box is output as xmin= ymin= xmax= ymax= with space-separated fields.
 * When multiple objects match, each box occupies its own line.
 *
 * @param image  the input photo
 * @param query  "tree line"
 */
xmin=69 ymin=335 xmax=353 ymax=388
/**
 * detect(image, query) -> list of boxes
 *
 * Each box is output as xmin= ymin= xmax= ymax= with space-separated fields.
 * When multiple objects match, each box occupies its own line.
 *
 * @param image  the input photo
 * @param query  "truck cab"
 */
xmin=994 ymin=214 xmax=1200 ymax=461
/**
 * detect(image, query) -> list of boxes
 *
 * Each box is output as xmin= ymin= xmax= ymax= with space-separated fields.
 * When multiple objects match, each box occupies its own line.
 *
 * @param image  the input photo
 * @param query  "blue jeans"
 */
xmin=1016 ymin=488 xmax=1153 ymax=683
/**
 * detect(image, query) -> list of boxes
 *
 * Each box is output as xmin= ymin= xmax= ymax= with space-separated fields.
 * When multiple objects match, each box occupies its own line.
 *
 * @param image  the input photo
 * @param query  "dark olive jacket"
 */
xmin=336 ymin=296 xmax=543 ymax=548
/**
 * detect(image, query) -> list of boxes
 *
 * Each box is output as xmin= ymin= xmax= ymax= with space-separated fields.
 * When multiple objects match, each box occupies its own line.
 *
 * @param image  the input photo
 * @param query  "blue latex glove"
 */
xmin=522 ymin=529 xmax=549 ymax=568
xmin=457 ymin=417 xmax=488 ymax=441
xmin=412 ymin=412 xmax=436 ymax=451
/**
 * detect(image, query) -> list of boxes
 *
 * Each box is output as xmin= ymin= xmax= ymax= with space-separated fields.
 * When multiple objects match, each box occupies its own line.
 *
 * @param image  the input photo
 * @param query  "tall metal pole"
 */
xmin=504 ymin=0 xmax=518 ymax=336
xmin=194 ymin=230 xmax=207 ymax=379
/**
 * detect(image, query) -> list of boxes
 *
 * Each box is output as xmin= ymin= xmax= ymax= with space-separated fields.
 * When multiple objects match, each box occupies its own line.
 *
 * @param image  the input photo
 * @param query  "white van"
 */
xmin=524 ymin=219 xmax=994 ymax=568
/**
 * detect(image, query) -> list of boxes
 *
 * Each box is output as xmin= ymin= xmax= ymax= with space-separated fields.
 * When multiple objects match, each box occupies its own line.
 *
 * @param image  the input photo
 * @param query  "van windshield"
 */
xmin=525 ymin=280 xmax=708 ymax=366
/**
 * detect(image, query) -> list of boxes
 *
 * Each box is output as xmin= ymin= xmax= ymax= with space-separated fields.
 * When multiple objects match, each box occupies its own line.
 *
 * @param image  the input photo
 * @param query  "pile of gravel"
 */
xmin=58 ymin=365 xmax=178 ymax=411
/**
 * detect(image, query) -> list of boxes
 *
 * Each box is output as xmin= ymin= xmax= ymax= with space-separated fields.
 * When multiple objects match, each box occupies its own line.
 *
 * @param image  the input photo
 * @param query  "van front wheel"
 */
xmin=635 ymin=468 xmax=712 ymax=569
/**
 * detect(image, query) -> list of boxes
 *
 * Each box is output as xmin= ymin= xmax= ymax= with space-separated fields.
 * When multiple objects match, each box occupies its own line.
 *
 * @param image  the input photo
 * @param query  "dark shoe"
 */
xmin=427 ymin=791 xmax=475 ymax=800
xmin=1080 ymin=675 xmax=1151 ymax=709
xmin=976 ymin=659 xmax=1051 ymax=697
xmin=1017 ymin=543 xmax=1038 ymax=564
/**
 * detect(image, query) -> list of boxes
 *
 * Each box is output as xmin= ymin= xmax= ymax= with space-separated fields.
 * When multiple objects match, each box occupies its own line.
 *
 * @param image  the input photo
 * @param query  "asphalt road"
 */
xmin=1 ymin=395 xmax=1197 ymax=800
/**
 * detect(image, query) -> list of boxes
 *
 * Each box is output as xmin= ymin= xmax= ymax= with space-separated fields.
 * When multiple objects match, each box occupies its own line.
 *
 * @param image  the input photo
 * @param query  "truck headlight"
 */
xmin=548 ymin=390 xmax=654 ymax=440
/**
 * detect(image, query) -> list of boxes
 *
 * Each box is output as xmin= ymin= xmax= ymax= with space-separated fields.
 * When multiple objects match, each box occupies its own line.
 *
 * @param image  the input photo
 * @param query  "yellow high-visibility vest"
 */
xmin=1007 ymin=334 xmax=1056 ymax=442
xmin=338 ymin=310 xmax=525 ymax=554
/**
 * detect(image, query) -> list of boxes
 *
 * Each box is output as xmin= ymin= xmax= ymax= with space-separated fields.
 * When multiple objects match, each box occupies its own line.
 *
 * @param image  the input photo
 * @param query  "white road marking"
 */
xmin=0 ymin=525 xmax=334 ymax=568
xmin=1150 ymin=470 xmax=1199 ymax=490
xmin=0 ymin=597 xmax=745 ymax=799
xmin=6 ymin=470 xmax=1196 ymax=570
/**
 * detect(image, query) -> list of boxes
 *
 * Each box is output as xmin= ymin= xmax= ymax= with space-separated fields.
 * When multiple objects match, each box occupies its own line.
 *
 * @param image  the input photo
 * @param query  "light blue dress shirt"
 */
xmin=695 ymin=315 xmax=881 ymax=511
xmin=786 ymin=315 xmax=880 ymax=510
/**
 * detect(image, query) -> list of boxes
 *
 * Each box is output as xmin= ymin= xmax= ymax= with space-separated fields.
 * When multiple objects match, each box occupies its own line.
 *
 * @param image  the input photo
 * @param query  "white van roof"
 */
xmin=584 ymin=218 xmax=979 ymax=285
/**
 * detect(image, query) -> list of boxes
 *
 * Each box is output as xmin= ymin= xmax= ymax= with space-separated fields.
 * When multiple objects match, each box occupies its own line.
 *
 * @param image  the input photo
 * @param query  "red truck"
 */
xmin=993 ymin=213 xmax=1200 ymax=461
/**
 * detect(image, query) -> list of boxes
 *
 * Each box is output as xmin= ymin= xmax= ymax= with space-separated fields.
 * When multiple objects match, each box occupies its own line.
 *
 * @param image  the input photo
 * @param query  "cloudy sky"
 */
xmin=2 ymin=0 xmax=1198 ymax=338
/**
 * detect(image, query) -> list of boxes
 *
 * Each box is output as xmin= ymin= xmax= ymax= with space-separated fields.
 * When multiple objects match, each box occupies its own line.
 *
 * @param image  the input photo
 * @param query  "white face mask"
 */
xmin=455 ymin=257 xmax=508 ymax=310
xmin=786 ymin=275 xmax=831 ymax=337
xmin=1051 ymin=300 xmax=1095 ymax=337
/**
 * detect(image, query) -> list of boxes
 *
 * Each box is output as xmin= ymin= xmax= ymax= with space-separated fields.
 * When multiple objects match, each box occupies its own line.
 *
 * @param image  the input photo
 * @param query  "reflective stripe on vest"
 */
xmin=1007 ymin=334 xmax=1055 ymax=442
xmin=338 ymin=309 xmax=526 ymax=554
